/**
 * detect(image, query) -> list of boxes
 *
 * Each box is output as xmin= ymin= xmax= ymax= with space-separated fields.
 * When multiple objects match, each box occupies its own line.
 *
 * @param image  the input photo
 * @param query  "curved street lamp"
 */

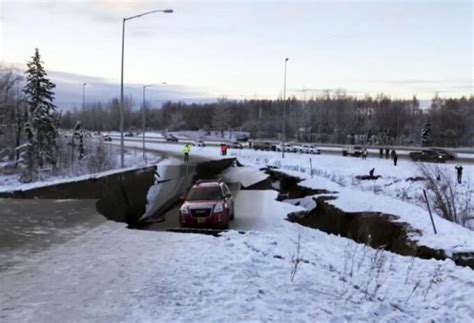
xmin=142 ymin=82 xmax=167 ymax=162
xmin=82 ymin=83 xmax=87 ymax=110
xmin=282 ymin=57 xmax=289 ymax=158
xmin=120 ymin=9 xmax=173 ymax=167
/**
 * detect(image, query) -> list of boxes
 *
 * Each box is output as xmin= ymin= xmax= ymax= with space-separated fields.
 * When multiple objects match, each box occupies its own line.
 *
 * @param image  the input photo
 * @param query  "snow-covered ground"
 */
xmin=2 ymin=203 xmax=474 ymax=321
xmin=104 ymin=130 xmax=249 ymax=142
xmin=0 ymin=148 xmax=160 ymax=193
xmin=119 ymin=141 xmax=474 ymax=253
xmin=2 ymin=140 xmax=474 ymax=321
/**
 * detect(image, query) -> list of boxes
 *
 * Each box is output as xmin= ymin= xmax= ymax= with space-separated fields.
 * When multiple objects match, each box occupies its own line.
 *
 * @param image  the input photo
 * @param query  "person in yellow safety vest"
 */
xmin=183 ymin=144 xmax=191 ymax=163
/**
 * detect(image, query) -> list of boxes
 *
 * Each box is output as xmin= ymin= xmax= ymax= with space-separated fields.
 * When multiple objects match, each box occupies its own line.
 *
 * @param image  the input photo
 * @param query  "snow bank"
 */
xmin=1 ymin=213 xmax=473 ymax=321
xmin=128 ymin=142 xmax=474 ymax=256
xmin=2 ymin=141 xmax=474 ymax=321
xmin=221 ymin=165 xmax=269 ymax=188
xmin=307 ymin=175 xmax=474 ymax=254
xmin=0 ymin=150 xmax=162 ymax=193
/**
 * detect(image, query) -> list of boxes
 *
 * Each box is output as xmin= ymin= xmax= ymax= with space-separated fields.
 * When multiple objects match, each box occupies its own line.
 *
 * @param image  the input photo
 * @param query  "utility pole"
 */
xmin=120 ymin=9 xmax=173 ymax=168
xmin=82 ymin=83 xmax=87 ymax=110
xmin=282 ymin=57 xmax=289 ymax=158
xmin=142 ymin=85 xmax=149 ymax=162
xmin=142 ymin=82 xmax=166 ymax=163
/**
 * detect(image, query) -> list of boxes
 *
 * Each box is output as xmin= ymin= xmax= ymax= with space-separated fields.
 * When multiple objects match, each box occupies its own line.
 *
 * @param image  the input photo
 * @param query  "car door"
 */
xmin=222 ymin=184 xmax=233 ymax=214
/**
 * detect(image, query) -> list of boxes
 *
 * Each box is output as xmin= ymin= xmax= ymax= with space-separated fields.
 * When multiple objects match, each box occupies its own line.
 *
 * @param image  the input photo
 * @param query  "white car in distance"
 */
xmin=298 ymin=144 xmax=321 ymax=154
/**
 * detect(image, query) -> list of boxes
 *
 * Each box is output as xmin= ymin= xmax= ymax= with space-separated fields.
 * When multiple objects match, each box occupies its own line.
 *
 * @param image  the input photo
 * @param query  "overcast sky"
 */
xmin=0 ymin=0 xmax=472 ymax=106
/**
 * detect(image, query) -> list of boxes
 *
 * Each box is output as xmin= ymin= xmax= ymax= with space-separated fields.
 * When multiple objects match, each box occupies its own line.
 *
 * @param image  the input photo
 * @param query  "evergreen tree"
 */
xmin=212 ymin=104 xmax=231 ymax=137
xmin=17 ymin=122 xmax=38 ymax=182
xmin=421 ymin=122 xmax=432 ymax=147
xmin=23 ymin=48 xmax=58 ymax=169
xmin=73 ymin=121 xmax=85 ymax=160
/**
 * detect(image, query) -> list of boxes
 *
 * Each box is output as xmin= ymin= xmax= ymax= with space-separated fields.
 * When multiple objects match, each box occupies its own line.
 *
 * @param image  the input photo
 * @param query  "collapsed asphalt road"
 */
xmin=0 ymin=199 xmax=105 ymax=271
xmin=0 ymin=152 xmax=294 ymax=270
xmin=143 ymin=187 xmax=289 ymax=233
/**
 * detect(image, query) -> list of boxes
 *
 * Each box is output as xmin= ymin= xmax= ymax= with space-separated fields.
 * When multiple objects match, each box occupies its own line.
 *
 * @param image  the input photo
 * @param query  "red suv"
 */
xmin=179 ymin=180 xmax=235 ymax=229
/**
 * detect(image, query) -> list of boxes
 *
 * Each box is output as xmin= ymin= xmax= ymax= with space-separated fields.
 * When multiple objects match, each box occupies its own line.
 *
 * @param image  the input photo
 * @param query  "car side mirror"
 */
xmin=179 ymin=195 xmax=186 ymax=201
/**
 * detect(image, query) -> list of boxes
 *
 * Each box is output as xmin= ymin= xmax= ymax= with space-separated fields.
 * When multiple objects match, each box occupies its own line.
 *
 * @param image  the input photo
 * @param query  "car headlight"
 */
xmin=180 ymin=206 xmax=189 ymax=214
xmin=214 ymin=203 xmax=224 ymax=213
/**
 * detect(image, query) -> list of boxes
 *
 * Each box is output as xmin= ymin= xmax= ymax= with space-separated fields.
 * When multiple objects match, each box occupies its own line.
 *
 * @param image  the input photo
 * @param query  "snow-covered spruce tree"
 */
xmin=22 ymin=48 xmax=58 ymax=170
xmin=17 ymin=121 xmax=38 ymax=182
xmin=73 ymin=121 xmax=85 ymax=160
xmin=420 ymin=122 xmax=432 ymax=147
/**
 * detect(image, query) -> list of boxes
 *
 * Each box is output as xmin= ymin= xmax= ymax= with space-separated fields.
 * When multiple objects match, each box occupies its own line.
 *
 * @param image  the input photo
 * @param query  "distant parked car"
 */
xmin=192 ymin=140 xmax=206 ymax=147
xmin=236 ymin=135 xmax=249 ymax=142
xmin=342 ymin=145 xmax=363 ymax=157
xmin=124 ymin=132 xmax=134 ymax=137
xmin=274 ymin=143 xmax=297 ymax=153
xmin=229 ymin=141 xmax=243 ymax=149
xmin=103 ymin=135 xmax=112 ymax=142
xmin=299 ymin=144 xmax=321 ymax=154
xmin=432 ymin=148 xmax=457 ymax=160
xmin=253 ymin=141 xmax=273 ymax=151
xmin=165 ymin=135 xmax=179 ymax=143
xmin=284 ymin=143 xmax=299 ymax=153
xmin=409 ymin=149 xmax=447 ymax=163
xmin=179 ymin=179 xmax=234 ymax=230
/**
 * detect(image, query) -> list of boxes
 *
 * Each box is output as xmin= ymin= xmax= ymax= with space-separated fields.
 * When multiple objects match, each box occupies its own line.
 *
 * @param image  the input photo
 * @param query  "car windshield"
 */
xmin=186 ymin=186 xmax=222 ymax=201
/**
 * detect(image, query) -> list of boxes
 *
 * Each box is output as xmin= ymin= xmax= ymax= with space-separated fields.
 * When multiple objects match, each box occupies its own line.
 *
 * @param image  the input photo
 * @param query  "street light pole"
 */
xmin=120 ymin=17 xmax=126 ymax=168
xmin=142 ymin=82 xmax=166 ymax=163
xmin=82 ymin=83 xmax=87 ymax=110
xmin=282 ymin=57 xmax=289 ymax=158
xmin=142 ymin=85 xmax=149 ymax=162
xmin=120 ymin=9 xmax=173 ymax=168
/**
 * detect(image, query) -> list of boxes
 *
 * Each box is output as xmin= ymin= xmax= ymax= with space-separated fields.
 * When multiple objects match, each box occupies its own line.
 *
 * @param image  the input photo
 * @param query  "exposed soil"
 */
xmin=267 ymin=168 xmax=474 ymax=270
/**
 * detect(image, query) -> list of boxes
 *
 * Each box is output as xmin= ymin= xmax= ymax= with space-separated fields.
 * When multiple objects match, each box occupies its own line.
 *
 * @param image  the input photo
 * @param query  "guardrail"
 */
xmin=107 ymin=134 xmax=474 ymax=154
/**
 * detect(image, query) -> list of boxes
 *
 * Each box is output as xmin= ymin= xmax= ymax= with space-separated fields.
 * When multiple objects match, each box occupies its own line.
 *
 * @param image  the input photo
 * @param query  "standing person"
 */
xmin=223 ymin=144 xmax=228 ymax=156
xmin=379 ymin=148 xmax=383 ymax=158
xmin=183 ymin=143 xmax=191 ymax=163
xmin=385 ymin=148 xmax=390 ymax=159
xmin=362 ymin=148 xmax=368 ymax=160
xmin=220 ymin=143 xmax=225 ymax=156
xmin=391 ymin=149 xmax=398 ymax=166
xmin=369 ymin=168 xmax=375 ymax=177
xmin=455 ymin=165 xmax=463 ymax=184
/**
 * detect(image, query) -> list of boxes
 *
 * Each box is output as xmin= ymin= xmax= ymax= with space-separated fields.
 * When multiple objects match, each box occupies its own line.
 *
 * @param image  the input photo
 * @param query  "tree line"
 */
xmin=2 ymin=55 xmax=473 ymax=184
xmin=60 ymin=92 xmax=473 ymax=147
xmin=0 ymin=49 xmax=115 ymax=182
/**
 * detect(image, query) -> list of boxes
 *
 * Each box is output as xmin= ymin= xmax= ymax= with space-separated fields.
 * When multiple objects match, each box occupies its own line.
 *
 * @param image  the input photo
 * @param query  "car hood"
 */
xmin=183 ymin=201 xmax=220 ymax=209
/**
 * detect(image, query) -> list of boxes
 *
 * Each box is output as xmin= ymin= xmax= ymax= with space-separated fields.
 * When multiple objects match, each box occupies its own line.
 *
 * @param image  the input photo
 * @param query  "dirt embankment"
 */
xmin=0 ymin=158 xmax=237 ymax=227
xmin=265 ymin=168 xmax=474 ymax=270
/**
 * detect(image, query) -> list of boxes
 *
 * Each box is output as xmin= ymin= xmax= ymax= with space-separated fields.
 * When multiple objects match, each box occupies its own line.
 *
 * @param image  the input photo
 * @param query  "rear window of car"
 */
xmin=187 ymin=186 xmax=223 ymax=201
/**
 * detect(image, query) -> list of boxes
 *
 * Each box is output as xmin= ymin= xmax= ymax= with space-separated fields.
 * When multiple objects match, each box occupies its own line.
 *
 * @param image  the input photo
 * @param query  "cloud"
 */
xmin=130 ymin=29 xmax=153 ymax=37
xmin=289 ymin=88 xmax=366 ymax=95
xmin=89 ymin=0 xmax=148 ymax=17
xmin=375 ymin=79 xmax=473 ymax=86
xmin=46 ymin=69 xmax=214 ymax=110
xmin=48 ymin=70 xmax=114 ymax=85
